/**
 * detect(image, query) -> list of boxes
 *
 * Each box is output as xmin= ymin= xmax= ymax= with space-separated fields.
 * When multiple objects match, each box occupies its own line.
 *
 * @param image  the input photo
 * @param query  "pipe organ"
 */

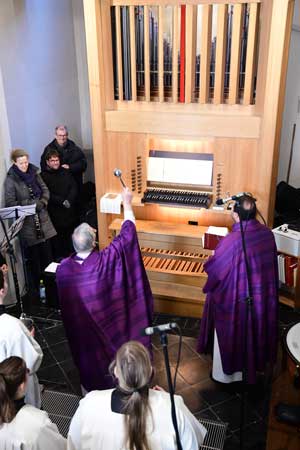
xmin=83 ymin=0 xmax=294 ymax=317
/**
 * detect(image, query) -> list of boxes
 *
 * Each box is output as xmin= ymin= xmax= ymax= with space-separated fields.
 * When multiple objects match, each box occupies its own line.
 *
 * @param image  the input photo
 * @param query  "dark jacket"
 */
xmin=0 ymin=252 xmax=5 ymax=266
xmin=4 ymin=164 xmax=56 ymax=247
xmin=41 ymin=167 xmax=78 ymax=229
xmin=40 ymin=139 xmax=87 ymax=188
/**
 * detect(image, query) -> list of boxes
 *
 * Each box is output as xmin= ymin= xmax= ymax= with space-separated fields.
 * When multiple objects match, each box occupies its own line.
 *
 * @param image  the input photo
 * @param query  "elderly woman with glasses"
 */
xmin=4 ymin=149 xmax=56 ymax=302
xmin=0 ymin=356 xmax=66 ymax=449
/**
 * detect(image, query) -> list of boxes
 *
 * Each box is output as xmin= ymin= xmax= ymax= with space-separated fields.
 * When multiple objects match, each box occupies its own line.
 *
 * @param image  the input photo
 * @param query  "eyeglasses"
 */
xmin=56 ymin=134 xmax=67 ymax=138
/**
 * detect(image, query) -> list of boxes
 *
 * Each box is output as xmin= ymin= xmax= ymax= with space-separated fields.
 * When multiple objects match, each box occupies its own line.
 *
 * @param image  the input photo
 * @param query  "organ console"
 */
xmin=109 ymin=219 xmax=211 ymax=318
xmin=141 ymin=188 xmax=212 ymax=208
xmin=141 ymin=150 xmax=213 ymax=208
xmin=83 ymin=0 xmax=294 ymax=317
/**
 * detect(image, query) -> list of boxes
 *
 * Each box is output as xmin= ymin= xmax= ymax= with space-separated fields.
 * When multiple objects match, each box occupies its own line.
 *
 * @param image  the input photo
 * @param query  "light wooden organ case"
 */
xmin=83 ymin=0 xmax=295 ymax=315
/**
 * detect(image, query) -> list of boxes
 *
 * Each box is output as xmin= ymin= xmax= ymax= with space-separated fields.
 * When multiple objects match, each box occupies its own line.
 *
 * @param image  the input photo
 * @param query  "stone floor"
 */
xmin=10 ymin=302 xmax=299 ymax=449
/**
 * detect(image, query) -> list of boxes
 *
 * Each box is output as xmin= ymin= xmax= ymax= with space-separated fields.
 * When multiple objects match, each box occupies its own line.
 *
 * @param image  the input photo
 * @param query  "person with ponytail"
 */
xmin=0 ymin=356 xmax=66 ymax=449
xmin=68 ymin=341 xmax=206 ymax=450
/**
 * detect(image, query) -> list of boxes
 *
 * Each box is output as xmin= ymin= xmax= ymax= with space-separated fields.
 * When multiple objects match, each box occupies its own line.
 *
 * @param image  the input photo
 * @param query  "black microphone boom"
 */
xmin=141 ymin=322 xmax=178 ymax=336
xmin=216 ymin=192 xmax=246 ymax=205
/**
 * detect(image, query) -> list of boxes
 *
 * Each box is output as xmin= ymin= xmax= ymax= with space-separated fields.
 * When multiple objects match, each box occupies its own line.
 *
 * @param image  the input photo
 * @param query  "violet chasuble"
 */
xmin=56 ymin=220 xmax=153 ymax=391
xmin=198 ymin=219 xmax=279 ymax=384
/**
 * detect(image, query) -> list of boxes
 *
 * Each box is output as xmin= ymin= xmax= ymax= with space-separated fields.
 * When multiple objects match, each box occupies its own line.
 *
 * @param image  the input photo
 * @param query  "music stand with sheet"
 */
xmin=0 ymin=205 xmax=36 ymax=314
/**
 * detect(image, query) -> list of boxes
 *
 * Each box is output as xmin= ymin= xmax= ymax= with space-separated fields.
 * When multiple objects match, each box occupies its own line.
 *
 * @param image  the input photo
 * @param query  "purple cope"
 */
xmin=56 ymin=220 xmax=153 ymax=391
xmin=197 ymin=219 xmax=279 ymax=384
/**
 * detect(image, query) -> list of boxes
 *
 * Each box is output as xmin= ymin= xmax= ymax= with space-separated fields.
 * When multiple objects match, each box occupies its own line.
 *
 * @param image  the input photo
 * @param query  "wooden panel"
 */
xmin=83 ymin=0 xmax=110 ymax=247
xmin=243 ymin=3 xmax=259 ymax=105
xmin=129 ymin=5 xmax=137 ymax=102
xmin=144 ymin=5 xmax=150 ymax=101
xmin=116 ymin=100 xmax=256 ymax=114
xmin=147 ymin=269 xmax=205 ymax=288
xmin=139 ymin=239 xmax=206 ymax=254
xmin=104 ymin=131 xmax=148 ymax=193
xmin=109 ymin=219 xmax=208 ymax=239
xmin=150 ymin=279 xmax=203 ymax=301
xmin=158 ymin=5 xmax=164 ymax=102
xmin=257 ymin=0 xmax=294 ymax=224
xmin=172 ymin=5 xmax=179 ymax=103
xmin=254 ymin=0 xmax=272 ymax=114
xmin=213 ymin=4 xmax=228 ymax=104
xmin=185 ymin=5 xmax=197 ymax=103
xmin=101 ymin=1 xmax=115 ymax=109
xmin=115 ymin=5 xmax=123 ymax=101
xmin=105 ymin=110 xmax=261 ymax=138
xmin=154 ymin=295 xmax=205 ymax=318
xmin=228 ymin=4 xmax=243 ymax=104
xmin=199 ymin=5 xmax=212 ymax=104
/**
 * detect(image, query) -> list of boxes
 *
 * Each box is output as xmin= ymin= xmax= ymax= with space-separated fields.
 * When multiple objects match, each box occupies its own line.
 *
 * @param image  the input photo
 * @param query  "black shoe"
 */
xmin=275 ymin=403 xmax=300 ymax=426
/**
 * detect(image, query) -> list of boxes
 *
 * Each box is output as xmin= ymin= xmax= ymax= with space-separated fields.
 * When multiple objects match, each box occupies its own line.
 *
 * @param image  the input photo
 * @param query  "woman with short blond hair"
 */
xmin=4 ymin=149 xmax=56 ymax=301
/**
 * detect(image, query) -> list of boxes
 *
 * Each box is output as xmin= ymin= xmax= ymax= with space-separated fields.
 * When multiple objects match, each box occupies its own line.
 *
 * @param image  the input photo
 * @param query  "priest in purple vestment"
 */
xmin=56 ymin=188 xmax=153 ymax=392
xmin=198 ymin=195 xmax=279 ymax=384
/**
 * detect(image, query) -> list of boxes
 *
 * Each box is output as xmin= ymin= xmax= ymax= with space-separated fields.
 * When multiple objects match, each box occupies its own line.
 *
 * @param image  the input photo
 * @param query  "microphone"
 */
xmin=141 ymin=322 xmax=178 ymax=336
xmin=216 ymin=192 xmax=245 ymax=205
xmin=113 ymin=168 xmax=126 ymax=188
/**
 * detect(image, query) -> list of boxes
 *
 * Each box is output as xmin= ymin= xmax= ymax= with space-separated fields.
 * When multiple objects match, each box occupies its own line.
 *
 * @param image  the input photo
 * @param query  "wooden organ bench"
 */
xmin=109 ymin=219 xmax=212 ymax=318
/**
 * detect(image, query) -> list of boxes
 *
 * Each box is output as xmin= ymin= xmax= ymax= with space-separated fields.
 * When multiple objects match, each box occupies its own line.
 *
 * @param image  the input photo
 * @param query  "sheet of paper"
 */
xmin=207 ymin=226 xmax=229 ymax=237
xmin=44 ymin=262 xmax=60 ymax=273
xmin=147 ymin=157 xmax=213 ymax=186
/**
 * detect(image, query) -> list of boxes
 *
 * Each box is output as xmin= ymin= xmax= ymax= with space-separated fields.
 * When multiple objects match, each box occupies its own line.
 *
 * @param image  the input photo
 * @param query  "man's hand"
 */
xmin=62 ymin=164 xmax=70 ymax=169
xmin=121 ymin=187 xmax=133 ymax=207
xmin=152 ymin=385 xmax=165 ymax=392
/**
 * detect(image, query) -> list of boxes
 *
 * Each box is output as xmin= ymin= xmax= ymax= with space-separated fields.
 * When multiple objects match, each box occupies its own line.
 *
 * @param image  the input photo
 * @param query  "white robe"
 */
xmin=68 ymin=389 xmax=207 ymax=450
xmin=0 ymin=313 xmax=43 ymax=407
xmin=212 ymin=330 xmax=243 ymax=383
xmin=0 ymin=404 xmax=66 ymax=450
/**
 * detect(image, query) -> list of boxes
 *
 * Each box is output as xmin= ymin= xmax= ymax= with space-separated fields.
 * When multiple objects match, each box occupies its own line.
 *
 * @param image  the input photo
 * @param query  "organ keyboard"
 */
xmin=141 ymin=188 xmax=212 ymax=208
xmin=109 ymin=219 xmax=212 ymax=318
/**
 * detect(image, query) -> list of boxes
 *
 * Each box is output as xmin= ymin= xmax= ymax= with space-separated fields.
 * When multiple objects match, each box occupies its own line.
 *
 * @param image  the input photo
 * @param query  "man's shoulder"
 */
xmin=0 ymin=313 xmax=25 ymax=335
xmin=56 ymin=256 xmax=73 ymax=274
xmin=67 ymin=139 xmax=82 ymax=151
xmin=43 ymin=140 xmax=57 ymax=153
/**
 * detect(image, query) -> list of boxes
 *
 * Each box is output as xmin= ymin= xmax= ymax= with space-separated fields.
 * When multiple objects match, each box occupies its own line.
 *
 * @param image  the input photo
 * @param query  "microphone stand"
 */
xmin=237 ymin=209 xmax=253 ymax=450
xmin=159 ymin=331 xmax=183 ymax=450
xmin=0 ymin=215 xmax=24 ymax=315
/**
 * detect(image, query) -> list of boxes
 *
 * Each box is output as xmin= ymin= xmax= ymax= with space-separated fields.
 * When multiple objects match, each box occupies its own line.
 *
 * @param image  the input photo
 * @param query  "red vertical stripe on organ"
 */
xmin=179 ymin=5 xmax=186 ymax=102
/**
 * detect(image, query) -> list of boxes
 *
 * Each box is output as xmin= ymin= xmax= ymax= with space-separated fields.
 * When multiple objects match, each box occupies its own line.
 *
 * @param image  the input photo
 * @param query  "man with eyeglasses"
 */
xmin=40 ymin=125 xmax=87 ymax=190
xmin=41 ymin=149 xmax=78 ymax=260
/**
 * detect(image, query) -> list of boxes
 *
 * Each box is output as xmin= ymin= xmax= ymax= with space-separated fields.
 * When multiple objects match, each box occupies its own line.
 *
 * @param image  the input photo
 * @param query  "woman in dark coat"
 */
xmin=4 ymin=149 xmax=56 ymax=300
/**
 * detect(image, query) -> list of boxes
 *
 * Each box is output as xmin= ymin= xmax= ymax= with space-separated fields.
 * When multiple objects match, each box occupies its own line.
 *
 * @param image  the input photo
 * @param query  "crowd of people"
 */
xmin=0 ymin=270 xmax=206 ymax=449
xmin=0 ymin=130 xmax=284 ymax=447
xmin=3 ymin=125 xmax=87 ymax=301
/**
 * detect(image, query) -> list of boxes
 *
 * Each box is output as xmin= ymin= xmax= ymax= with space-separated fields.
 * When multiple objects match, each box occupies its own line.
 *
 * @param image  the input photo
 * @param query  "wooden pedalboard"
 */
xmin=109 ymin=219 xmax=211 ymax=318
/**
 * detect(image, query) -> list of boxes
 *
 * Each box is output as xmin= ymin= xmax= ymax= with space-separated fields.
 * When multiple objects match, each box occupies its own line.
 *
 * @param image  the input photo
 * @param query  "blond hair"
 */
xmin=10 ymin=149 xmax=29 ymax=162
xmin=111 ymin=341 xmax=152 ymax=450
